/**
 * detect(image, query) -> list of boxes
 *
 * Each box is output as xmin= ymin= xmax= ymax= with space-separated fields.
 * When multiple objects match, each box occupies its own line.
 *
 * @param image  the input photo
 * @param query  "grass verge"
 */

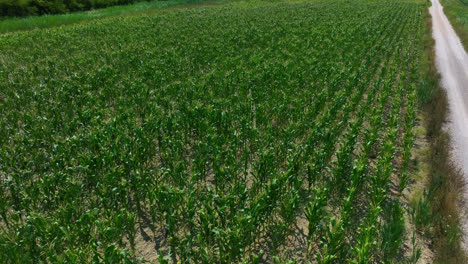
xmin=413 ymin=4 xmax=467 ymax=263
xmin=440 ymin=0 xmax=468 ymax=50
xmin=0 ymin=0 xmax=225 ymax=34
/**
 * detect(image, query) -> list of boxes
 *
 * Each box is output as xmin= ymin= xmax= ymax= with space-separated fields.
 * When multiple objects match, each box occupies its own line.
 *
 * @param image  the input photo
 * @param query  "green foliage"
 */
xmin=0 ymin=0 xmax=216 ymax=34
xmin=0 ymin=0 xmax=206 ymax=17
xmin=441 ymin=0 xmax=468 ymax=49
xmin=0 ymin=0 xmax=427 ymax=263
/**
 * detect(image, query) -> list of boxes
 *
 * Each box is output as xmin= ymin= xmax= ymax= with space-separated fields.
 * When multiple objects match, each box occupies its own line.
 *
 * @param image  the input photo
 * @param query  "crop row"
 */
xmin=0 ymin=0 xmax=426 ymax=263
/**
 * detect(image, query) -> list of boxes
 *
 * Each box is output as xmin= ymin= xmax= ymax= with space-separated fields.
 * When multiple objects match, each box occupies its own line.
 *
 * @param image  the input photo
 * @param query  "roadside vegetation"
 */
xmin=409 ymin=4 xmax=468 ymax=263
xmin=441 ymin=0 xmax=468 ymax=49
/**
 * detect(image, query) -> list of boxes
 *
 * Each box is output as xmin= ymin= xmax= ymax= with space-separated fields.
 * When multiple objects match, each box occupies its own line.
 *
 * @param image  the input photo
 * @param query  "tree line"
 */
xmin=0 ymin=0 xmax=144 ymax=17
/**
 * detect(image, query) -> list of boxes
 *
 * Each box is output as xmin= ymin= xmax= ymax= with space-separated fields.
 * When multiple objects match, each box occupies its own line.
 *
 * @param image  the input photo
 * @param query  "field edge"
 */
xmin=414 ymin=3 xmax=468 ymax=263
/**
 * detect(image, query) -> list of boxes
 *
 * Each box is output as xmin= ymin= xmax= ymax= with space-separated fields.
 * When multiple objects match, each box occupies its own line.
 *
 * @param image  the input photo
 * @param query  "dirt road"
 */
xmin=430 ymin=0 xmax=468 ymax=249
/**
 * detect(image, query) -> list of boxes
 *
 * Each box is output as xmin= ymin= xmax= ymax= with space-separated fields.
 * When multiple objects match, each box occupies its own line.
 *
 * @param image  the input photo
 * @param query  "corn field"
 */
xmin=0 ymin=0 xmax=427 ymax=263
